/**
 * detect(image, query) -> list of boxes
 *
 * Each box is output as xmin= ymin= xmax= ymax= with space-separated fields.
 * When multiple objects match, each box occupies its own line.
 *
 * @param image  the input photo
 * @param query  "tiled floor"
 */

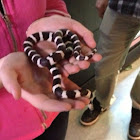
xmin=65 ymin=58 xmax=140 ymax=140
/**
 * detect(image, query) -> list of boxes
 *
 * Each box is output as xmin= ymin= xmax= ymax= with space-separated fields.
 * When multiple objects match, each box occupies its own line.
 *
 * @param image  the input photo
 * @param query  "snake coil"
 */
xmin=23 ymin=29 xmax=97 ymax=99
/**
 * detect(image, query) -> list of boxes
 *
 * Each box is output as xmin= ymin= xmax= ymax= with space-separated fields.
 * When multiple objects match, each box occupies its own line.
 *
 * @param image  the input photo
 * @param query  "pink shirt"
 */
xmin=0 ymin=0 xmax=70 ymax=139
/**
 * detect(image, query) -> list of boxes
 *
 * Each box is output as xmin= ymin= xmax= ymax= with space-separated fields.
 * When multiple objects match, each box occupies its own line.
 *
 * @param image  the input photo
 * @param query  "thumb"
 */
xmin=72 ymin=20 xmax=96 ymax=48
xmin=0 ymin=70 xmax=21 ymax=99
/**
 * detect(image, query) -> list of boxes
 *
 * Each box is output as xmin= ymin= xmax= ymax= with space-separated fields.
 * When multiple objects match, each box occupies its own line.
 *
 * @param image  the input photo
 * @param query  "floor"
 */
xmin=65 ymin=58 xmax=140 ymax=140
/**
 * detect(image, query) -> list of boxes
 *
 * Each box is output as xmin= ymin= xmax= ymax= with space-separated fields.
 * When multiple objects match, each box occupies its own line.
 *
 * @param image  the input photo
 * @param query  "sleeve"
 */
xmin=46 ymin=0 xmax=71 ymax=18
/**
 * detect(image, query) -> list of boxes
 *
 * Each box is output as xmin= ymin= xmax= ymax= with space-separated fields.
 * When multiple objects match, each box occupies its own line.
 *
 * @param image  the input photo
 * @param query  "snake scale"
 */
xmin=23 ymin=29 xmax=97 ymax=99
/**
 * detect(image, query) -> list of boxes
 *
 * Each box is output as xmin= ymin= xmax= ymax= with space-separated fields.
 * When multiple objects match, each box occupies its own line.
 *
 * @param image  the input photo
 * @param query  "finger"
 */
xmin=57 ymin=64 xmax=69 ymax=77
xmin=69 ymin=57 xmax=90 ymax=70
xmin=62 ymin=98 xmax=87 ymax=110
xmin=90 ymin=53 xmax=102 ymax=62
xmin=58 ymin=59 xmax=81 ymax=75
xmin=69 ymin=53 xmax=102 ymax=63
xmin=76 ymin=97 xmax=90 ymax=105
xmin=72 ymin=21 xmax=96 ymax=48
xmin=0 ymin=70 xmax=21 ymax=99
xmin=21 ymin=89 xmax=72 ymax=112
xmin=60 ymin=68 xmax=69 ymax=77
xmin=63 ymin=64 xmax=80 ymax=75
xmin=41 ymin=99 xmax=72 ymax=112
xmin=74 ymin=61 xmax=90 ymax=70
xmin=60 ymin=57 xmax=89 ymax=74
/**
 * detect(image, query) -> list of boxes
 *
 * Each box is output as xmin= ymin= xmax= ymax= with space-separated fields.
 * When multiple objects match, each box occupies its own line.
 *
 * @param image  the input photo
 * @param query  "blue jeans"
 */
xmin=94 ymin=7 xmax=140 ymax=108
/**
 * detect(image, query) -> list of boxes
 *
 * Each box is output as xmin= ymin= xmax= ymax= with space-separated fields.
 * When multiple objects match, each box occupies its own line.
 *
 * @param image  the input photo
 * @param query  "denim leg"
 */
xmin=94 ymin=7 xmax=140 ymax=108
xmin=131 ymin=70 xmax=140 ymax=110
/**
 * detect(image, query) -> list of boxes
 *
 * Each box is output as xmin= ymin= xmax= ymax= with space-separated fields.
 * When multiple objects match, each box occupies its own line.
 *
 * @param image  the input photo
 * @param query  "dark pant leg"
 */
xmin=34 ymin=112 xmax=69 ymax=140
xmin=131 ymin=70 xmax=140 ymax=109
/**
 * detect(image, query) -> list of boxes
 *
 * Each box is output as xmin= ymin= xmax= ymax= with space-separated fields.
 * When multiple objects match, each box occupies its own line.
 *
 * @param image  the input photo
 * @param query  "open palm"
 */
xmin=0 ymin=52 xmax=89 ymax=112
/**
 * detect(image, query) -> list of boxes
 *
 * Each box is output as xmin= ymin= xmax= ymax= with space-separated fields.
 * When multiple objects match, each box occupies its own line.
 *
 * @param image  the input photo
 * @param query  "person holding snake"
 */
xmin=0 ymin=0 xmax=101 ymax=140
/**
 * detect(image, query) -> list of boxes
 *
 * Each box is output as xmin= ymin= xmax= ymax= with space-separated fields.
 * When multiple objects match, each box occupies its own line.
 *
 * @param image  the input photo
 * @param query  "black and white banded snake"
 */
xmin=23 ymin=29 xmax=97 ymax=100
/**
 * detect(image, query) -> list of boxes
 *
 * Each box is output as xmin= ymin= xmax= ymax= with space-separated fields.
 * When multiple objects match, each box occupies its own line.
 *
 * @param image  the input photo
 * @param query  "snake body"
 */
xmin=23 ymin=29 xmax=97 ymax=99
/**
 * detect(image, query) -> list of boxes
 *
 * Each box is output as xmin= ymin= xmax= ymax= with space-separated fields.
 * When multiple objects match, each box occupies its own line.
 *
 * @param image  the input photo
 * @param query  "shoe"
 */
xmin=80 ymin=97 xmax=106 ymax=126
xmin=128 ymin=108 xmax=140 ymax=140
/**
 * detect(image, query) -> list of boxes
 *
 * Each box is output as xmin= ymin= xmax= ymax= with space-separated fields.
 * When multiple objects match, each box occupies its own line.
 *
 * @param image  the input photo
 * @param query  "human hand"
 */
xmin=26 ymin=15 xmax=102 ymax=76
xmin=0 ymin=52 xmax=90 ymax=112
xmin=26 ymin=15 xmax=96 ymax=48
xmin=96 ymin=0 xmax=108 ymax=18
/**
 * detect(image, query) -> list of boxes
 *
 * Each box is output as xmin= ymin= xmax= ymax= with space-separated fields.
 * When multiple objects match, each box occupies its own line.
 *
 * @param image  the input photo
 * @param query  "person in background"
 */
xmin=0 ymin=0 xmax=102 ymax=140
xmin=80 ymin=0 xmax=140 ymax=139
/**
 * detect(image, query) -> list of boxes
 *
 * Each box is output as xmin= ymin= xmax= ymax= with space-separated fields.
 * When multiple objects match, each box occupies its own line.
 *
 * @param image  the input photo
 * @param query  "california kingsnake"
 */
xmin=23 ymin=29 xmax=97 ymax=99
